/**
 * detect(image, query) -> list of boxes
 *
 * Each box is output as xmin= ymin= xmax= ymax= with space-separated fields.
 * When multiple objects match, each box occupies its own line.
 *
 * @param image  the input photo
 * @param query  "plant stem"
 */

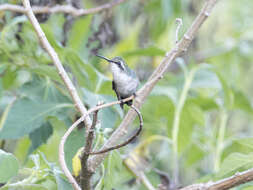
xmin=171 ymin=69 xmax=195 ymax=187
xmin=214 ymin=110 xmax=228 ymax=172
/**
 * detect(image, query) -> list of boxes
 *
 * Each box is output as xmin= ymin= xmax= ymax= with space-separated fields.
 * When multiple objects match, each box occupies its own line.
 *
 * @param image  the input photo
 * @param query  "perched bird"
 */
xmin=96 ymin=55 xmax=139 ymax=109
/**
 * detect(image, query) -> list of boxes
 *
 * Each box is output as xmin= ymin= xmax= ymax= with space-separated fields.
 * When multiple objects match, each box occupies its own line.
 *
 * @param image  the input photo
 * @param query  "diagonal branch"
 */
xmin=180 ymin=168 xmax=253 ymax=190
xmin=21 ymin=0 xmax=92 ymax=130
xmin=88 ymin=0 xmax=220 ymax=172
xmin=1 ymin=0 xmax=128 ymax=17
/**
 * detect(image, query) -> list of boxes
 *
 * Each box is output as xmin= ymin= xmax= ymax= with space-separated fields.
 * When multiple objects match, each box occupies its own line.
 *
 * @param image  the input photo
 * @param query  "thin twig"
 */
xmin=21 ymin=0 xmax=92 ymax=130
xmin=89 ymin=0 xmax=219 ymax=172
xmin=80 ymin=109 xmax=100 ymax=190
xmin=59 ymin=96 xmax=134 ymax=190
xmin=180 ymin=168 xmax=253 ymax=190
xmin=89 ymin=105 xmax=143 ymax=155
xmin=0 ymin=0 xmax=128 ymax=17
xmin=175 ymin=18 xmax=183 ymax=44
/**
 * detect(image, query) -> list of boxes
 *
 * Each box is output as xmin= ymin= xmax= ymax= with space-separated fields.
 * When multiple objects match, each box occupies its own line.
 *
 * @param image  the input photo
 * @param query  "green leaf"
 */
xmin=20 ymin=78 xmax=71 ymax=104
xmin=235 ymin=181 xmax=253 ymax=190
xmin=217 ymin=153 xmax=253 ymax=178
xmin=236 ymin=138 xmax=253 ymax=150
xmin=150 ymin=86 xmax=178 ymax=104
xmin=0 ymin=150 xmax=19 ymax=183
xmin=43 ymin=14 xmax=65 ymax=43
xmin=82 ymin=88 xmax=122 ymax=127
xmin=142 ymin=96 xmax=174 ymax=133
xmin=2 ymin=66 xmax=17 ymax=90
xmin=0 ymin=16 xmax=27 ymax=52
xmin=104 ymin=151 xmax=123 ymax=190
xmin=186 ymin=102 xmax=205 ymax=126
xmin=191 ymin=69 xmax=221 ymax=89
xmin=111 ymin=19 xmax=141 ymax=56
xmin=188 ymin=96 xmax=218 ymax=111
xmin=30 ymin=65 xmax=63 ymax=84
xmin=0 ymin=97 xmax=72 ymax=139
xmin=64 ymin=51 xmax=98 ymax=90
xmin=68 ymin=16 xmax=92 ymax=51
xmin=28 ymin=122 xmax=53 ymax=155
xmin=36 ymin=152 xmax=73 ymax=190
xmin=41 ymin=23 xmax=63 ymax=53
xmin=233 ymin=89 xmax=253 ymax=114
xmin=64 ymin=128 xmax=85 ymax=173
xmin=0 ymin=79 xmax=73 ymax=139
xmin=185 ymin=144 xmax=205 ymax=166
xmin=177 ymin=102 xmax=203 ymax=153
xmin=54 ymin=171 xmax=73 ymax=190
xmin=94 ymin=165 xmax=105 ymax=190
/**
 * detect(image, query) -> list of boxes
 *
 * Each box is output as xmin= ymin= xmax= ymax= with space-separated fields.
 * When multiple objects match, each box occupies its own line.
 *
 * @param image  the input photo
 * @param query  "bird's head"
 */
xmin=96 ymin=54 xmax=126 ymax=71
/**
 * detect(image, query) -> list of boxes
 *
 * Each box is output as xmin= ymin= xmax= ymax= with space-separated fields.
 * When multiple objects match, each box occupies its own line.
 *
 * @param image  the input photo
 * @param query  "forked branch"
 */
xmin=89 ymin=105 xmax=143 ymax=155
xmin=59 ymin=96 xmax=137 ymax=190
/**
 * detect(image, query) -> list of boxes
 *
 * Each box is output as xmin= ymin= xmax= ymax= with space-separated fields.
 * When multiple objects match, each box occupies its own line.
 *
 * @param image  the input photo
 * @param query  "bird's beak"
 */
xmin=96 ymin=54 xmax=119 ymax=65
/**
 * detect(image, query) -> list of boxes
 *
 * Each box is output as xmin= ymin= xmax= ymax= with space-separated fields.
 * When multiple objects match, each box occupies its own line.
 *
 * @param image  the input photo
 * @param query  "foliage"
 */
xmin=1 ymin=0 xmax=253 ymax=189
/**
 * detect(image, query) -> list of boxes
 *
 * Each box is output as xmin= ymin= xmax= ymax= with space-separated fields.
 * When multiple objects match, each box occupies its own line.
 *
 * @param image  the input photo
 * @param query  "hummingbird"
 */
xmin=96 ymin=55 xmax=139 ymax=109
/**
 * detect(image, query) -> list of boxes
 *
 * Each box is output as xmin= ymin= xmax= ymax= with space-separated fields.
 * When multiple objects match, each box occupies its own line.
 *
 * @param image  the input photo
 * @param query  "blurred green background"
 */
xmin=1 ymin=0 xmax=253 ymax=189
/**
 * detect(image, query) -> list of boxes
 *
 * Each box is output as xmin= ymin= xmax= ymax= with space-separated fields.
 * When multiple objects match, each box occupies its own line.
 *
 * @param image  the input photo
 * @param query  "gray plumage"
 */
xmin=96 ymin=55 xmax=139 ymax=108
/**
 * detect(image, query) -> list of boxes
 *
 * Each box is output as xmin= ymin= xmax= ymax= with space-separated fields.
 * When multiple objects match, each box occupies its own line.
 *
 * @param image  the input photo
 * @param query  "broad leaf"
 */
xmin=217 ymin=153 xmax=253 ymax=178
xmin=28 ymin=122 xmax=53 ymax=155
xmin=0 ymin=79 xmax=73 ymax=139
xmin=0 ymin=150 xmax=19 ymax=183
xmin=64 ymin=128 xmax=85 ymax=173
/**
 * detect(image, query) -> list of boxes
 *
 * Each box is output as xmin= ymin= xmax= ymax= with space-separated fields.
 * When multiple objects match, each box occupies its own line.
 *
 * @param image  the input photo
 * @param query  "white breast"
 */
xmin=110 ymin=63 xmax=139 ymax=97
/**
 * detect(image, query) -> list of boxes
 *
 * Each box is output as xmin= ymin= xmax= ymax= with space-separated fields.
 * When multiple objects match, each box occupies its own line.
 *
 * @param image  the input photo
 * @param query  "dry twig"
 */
xmin=175 ymin=18 xmax=183 ymax=44
xmin=0 ymin=0 xmax=128 ymax=17
xmin=180 ymin=168 xmax=253 ymax=190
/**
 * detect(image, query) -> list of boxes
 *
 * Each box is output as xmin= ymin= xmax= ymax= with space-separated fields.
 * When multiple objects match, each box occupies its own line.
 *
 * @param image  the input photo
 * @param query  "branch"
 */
xmin=180 ymin=168 xmax=253 ymax=190
xmin=0 ymin=0 xmax=128 ymax=17
xmin=21 ymin=0 xmax=92 ymax=130
xmin=89 ymin=105 xmax=143 ymax=155
xmin=59 ymin=101 xmax=142 ymax=189
xmin=80 ymin=108 xmax=99 ymax=190
xmin=88 ymin=0 xmax=220 ymax=172
xmin=58 ymin=96 xmax=134 ymax=190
